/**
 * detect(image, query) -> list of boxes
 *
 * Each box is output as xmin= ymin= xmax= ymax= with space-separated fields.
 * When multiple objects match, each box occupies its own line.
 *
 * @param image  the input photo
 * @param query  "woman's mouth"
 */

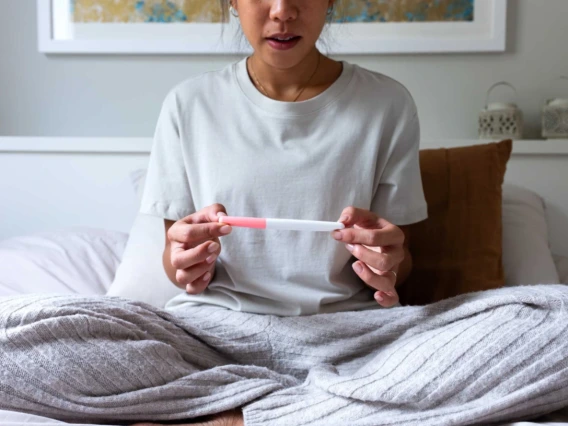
xmin=266 ymin=35 xmax=301 ymax=51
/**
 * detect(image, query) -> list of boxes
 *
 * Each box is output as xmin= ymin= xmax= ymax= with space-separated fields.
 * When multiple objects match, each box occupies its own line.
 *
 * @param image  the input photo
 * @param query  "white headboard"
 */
xmin=1 ymin=137 xmax=567 ymax=257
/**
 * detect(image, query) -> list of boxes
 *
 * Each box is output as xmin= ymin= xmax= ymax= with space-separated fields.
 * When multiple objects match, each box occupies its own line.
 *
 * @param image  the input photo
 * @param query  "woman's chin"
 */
xmin=258 ymin=43 xmax=317 ymax=68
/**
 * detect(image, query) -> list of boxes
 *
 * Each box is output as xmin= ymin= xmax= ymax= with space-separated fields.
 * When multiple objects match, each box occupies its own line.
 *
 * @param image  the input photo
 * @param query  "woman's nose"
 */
xmin=269 ymin=0 xmax=298 ymax=22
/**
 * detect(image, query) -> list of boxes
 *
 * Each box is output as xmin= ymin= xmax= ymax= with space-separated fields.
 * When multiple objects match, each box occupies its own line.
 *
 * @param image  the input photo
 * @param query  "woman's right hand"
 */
xmin=164 ymin=204 xmax=232 ymax=294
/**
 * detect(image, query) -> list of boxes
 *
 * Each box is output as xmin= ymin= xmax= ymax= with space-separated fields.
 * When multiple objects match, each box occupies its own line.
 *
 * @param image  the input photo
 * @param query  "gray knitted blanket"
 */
xmin=1 ymin=284 xmax=567 ymax=426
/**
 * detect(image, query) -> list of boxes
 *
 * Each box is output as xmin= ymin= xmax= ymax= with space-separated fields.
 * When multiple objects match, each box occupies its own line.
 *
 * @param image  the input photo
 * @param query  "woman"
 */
xmin=2 ymin=2 xmax=567 ymax=425
xmin=147 ymin=0 xmax=426 ymax=316
xmin=136 ymin=0 xmax=426 ymax=424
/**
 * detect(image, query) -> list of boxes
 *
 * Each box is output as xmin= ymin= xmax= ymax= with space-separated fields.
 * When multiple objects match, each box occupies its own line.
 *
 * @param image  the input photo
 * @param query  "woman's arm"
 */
xmin=163 ymin=219 xmax=180 ymax=287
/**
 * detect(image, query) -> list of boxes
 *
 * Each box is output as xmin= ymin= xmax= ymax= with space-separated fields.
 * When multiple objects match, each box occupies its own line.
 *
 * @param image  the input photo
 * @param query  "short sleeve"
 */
xmin=139 ymin=92 xmax=195 ymax=221
xmin=370 ymin=108 xmax=428 ymax=226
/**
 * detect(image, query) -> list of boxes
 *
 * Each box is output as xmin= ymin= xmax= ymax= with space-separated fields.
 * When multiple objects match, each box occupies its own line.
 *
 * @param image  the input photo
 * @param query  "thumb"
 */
xmin=207 ymin=203 xmax=228 ymax=223
xmin=180 ymin=204 xmax=228 ymax=224
xmin=338 ymin=207 xmax=379 ymax=229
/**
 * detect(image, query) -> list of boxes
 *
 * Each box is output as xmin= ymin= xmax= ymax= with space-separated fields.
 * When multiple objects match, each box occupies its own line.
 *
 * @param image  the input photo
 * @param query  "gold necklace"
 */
xmin=249 ymin=53 xmax=321 ymax=102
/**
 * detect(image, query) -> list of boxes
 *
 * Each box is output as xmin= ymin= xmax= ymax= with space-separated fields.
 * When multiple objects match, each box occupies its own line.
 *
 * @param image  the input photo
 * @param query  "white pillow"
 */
xmin=0 ymin=228 xmax=127 ymax=298
xmin=106 ymin=170 xmax=183 ymax=308
xmin=502 ymin=183 xmax=560 ymax=286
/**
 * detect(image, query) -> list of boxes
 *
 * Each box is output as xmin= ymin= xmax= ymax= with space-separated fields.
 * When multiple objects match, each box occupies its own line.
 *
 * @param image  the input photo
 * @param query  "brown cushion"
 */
xmin=398 ymin=140 xmax=513 ymax=306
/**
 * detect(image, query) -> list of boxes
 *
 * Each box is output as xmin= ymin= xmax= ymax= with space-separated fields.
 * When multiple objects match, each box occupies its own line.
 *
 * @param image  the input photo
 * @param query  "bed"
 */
xmin=0 ymin=136 xmax=567 ymax=425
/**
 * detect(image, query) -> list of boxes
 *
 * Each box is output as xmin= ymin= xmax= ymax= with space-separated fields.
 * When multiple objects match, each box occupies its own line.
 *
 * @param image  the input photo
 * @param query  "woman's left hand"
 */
xmin=332 ymin=207 xmax=405 ymax=308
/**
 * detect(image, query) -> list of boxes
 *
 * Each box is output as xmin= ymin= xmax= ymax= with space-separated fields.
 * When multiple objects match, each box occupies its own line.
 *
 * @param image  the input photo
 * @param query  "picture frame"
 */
xmin=37 ymin=0 xmax=507 ymax=55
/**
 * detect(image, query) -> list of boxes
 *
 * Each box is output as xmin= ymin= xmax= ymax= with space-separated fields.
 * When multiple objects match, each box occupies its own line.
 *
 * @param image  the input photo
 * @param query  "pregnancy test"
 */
xmin=218 ymin=216 xmax=345 ymax=232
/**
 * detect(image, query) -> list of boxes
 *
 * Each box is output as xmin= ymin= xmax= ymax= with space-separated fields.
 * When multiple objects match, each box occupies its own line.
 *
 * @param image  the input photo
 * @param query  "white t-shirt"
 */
xmin=140 ymin=58 xmax=428 ymax=316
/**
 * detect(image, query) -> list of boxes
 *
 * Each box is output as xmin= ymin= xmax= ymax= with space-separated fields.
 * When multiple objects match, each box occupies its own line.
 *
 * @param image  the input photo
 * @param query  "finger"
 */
xmin=345 ymin=244 xmax=404 ymax=273
xmin=352 ymin=261 xmax=399 ymax=307
xmin=171 ymin=239 xmax=221 ymax=271
xmin=337 ymin=206 xmax=378 ymax=229
xmin=168 ymin=222 xmax=232 ymax=246
xmin=373 ymin=288 xmax=399 ymax=307
xmin=338 ymin=206 xmax=398 ymax=231
xmin=333 ymin=224 xmax=404 ymax=247
xmin=180 ymin=204 xmax=228 ymax=224
xmin=185 ymin=267 xmax=215 ymax=295
xmin=176 ymin=261 xmax=215 ymax=292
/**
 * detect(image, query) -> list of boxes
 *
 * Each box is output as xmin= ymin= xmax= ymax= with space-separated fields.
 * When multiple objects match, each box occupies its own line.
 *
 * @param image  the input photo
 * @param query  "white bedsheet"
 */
xmin=0 ymin=410 xmax=114 ymax=425
xmin=1 ymin=407 xmax=567 ymax=425
xmin=502 ymin=406 xmax=568 ymax=425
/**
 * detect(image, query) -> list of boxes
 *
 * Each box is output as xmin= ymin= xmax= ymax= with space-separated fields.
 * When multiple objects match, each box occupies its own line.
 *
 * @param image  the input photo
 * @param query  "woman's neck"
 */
xmin=247 ymin=50 xmax=342 ymax=102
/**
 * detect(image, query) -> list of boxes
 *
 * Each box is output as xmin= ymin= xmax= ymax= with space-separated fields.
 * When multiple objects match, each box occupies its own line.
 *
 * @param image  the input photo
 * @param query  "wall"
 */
xmin=1 ymin=0 xmax=567 ymax=139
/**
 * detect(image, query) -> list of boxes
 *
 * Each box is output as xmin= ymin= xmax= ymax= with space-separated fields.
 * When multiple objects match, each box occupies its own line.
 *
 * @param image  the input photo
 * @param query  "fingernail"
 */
xmin=375 ymin=292 xmax=384 ymax=302
xmin=206 ymin=254 xmax=217 ymax=264
xmin=220 ymin=225 xmax=232 ymax=234
xmin=333 ymin=231 xmax=343 ymax=240
xmin=217 ymin=212 xmax=227 ymax=217
xmin=346 ymin=244 xmax=354 ymax=252
xmin=186 ymin=284 xmax=192 ymax=292
xmin=339 ymin=215 xmax=349 ymax=223
xmin=202 ymin=272 xmax=211 ymax=281
xmin=352 ymin=262 xmax=363 ymax=274
xmin=208 ymin=242 xmax=220 ymax=253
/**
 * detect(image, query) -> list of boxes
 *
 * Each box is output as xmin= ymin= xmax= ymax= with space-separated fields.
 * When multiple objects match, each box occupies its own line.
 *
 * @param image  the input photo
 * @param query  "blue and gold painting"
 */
xmin=337 ymin=0 xmax=474 ymax=23
xmin=70 ymin=0 xmax=475 ymax=24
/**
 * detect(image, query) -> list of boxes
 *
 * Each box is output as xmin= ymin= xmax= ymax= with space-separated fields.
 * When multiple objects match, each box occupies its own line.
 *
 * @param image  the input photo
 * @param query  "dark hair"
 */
xmin=217 ymin=0 xmax=343 ymax=52
xmin=218 ymin=0 xmax=230 ymax=24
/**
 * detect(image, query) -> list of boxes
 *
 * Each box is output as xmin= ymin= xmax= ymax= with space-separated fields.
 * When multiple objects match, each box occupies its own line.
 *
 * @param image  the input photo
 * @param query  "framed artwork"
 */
xmin=37 ymin=0 xmax=507 ymax=54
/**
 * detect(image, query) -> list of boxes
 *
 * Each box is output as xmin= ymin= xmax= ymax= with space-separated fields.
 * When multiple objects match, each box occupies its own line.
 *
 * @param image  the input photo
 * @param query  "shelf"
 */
xmin=1 ymin=137 xmax=567 ymax=155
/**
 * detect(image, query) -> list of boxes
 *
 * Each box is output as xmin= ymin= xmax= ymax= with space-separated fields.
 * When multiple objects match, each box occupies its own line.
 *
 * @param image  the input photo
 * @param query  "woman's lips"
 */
xmin=266 ymin=36 xmax=301 ymax=51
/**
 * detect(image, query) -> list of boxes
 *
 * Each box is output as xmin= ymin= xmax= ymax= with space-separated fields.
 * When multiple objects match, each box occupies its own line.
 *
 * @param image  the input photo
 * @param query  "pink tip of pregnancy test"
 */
xmin=218 ymin=216 xmax=267 ymax=229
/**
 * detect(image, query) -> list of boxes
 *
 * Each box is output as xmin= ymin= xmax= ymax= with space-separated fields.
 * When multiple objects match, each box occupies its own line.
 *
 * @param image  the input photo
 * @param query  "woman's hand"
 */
xmin=165 ymin=204 xmax=232 ymax=294
xmin=332 ymin=207 xmax=406 ymax=307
